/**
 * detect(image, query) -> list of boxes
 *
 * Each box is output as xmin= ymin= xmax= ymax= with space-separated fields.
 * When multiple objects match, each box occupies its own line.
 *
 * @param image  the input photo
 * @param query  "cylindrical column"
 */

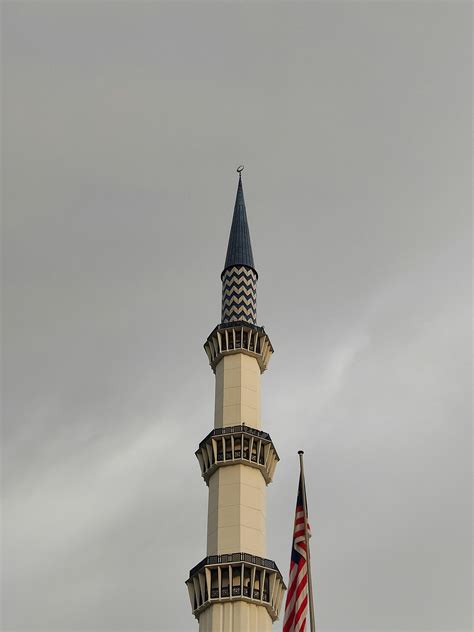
xmin=208 ymin=352 xmax=265 ymax=557
xmin=214 ymin=354 xmax=261 ymax=429
xmin=206 ymin=463 xmax=266 ymax=557
xmin=199 ymin=601 xmax=272 ymax=632
xmin=221 ymin=265 xmax=257 ymax=325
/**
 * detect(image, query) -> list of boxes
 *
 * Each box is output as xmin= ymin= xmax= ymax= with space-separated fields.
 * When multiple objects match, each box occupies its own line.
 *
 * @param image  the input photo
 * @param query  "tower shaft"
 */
xmin=208 ymin=353 xmax=266 ymax=558
xmin=187 ymin=174 xmax=285 ymax=631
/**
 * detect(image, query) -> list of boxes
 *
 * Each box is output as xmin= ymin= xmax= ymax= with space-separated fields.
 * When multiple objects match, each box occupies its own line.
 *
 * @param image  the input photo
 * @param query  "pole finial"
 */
xmin=298 ymin=450 xmax=304 ymax=455
xmin=237 ymin=165 xmax=244 ymax=175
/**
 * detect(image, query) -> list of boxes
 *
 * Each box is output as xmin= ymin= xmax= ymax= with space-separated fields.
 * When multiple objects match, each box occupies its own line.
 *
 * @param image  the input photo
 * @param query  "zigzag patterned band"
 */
xmin=221 ymin=265 xmax=257 ymax=324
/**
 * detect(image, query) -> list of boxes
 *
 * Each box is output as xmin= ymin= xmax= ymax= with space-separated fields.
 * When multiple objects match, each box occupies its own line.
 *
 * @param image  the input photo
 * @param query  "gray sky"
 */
xmin=2 ymin=1 xmax=471 ymax=631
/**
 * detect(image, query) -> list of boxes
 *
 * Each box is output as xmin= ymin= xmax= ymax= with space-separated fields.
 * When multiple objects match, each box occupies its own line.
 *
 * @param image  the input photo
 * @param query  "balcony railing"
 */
xmin=189 ymin=552 xmax=280 ymax=577
xmin=199 ymin=424 xmax=271 ymax=449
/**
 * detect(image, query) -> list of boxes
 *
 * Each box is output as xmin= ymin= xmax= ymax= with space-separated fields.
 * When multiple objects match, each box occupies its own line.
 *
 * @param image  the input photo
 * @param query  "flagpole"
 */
xmin=298 ymin=450 xmax=316 ymax=632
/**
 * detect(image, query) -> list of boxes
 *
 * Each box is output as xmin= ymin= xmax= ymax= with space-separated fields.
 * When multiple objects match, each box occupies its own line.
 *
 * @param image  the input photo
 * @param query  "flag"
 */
xmin=282 ymin=472 xmax=312 ymax=632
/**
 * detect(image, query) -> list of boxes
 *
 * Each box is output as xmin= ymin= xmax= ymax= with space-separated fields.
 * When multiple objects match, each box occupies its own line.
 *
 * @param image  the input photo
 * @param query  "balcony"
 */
xmin=186 ymin=552 xmax=286 ymax=622
xmin=195 ymin=424 xmax=279 ymax=485
xmin=204 ymin=322 xmax=273 ymax=373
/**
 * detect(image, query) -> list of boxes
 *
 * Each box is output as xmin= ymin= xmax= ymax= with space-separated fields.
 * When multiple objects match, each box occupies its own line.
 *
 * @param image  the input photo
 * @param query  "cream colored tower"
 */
xmin=187 ymin=173 xmax=285 ymax=631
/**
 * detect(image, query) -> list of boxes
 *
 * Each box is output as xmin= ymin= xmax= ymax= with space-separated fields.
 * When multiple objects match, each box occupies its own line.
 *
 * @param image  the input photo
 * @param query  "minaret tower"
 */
xmin=186 ymin=170 xmax=286 ymax=631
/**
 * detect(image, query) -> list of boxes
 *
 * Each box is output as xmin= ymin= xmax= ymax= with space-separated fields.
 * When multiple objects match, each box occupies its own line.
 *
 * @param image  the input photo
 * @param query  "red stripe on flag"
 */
xmin=282 ymin=474 xmax=313 ymax=632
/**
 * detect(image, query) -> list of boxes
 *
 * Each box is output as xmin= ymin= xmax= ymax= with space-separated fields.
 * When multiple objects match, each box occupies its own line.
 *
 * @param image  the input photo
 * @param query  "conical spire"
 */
xmin=223 ymin=174 xmax=256 ymax=273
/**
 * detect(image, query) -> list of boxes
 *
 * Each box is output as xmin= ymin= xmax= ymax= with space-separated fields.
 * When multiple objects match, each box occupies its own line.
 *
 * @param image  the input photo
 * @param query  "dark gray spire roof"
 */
xmin=223 ymin=175 xmax=256 ymax=273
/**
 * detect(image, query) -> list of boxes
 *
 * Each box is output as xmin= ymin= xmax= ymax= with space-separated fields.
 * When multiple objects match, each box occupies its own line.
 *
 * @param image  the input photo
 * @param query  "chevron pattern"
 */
xmin=221 ymin=266 xmax=257 ymax=324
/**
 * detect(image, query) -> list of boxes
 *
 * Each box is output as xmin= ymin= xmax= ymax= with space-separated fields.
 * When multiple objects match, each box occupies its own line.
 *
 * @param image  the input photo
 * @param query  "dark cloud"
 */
xmin=2 ymin=2 xmax=471 ymax=631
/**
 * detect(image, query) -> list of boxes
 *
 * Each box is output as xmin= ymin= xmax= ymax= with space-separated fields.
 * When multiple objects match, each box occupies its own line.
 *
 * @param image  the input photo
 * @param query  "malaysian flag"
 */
xmin=282 ymin=465 xmax=313 ymax=632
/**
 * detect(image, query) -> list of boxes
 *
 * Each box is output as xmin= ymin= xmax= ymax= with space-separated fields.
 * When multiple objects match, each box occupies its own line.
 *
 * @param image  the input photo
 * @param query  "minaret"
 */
xmin=186 ymin=170 xmax=286 ymax=631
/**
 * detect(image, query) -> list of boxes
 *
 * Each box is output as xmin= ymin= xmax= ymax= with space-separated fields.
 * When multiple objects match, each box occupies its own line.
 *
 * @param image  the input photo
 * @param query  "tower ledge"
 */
xmin=186 ymin=552 xmax=286 ymax=622
xmin=204 ymin=322 xmax=274 ymax=374
xmin=195 ymin=424 xmax=280 ymax=485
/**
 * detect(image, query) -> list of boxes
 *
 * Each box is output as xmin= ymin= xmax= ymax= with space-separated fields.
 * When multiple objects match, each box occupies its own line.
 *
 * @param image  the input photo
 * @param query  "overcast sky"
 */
xmin=2 ymin=2 xmax=472 ymax=631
